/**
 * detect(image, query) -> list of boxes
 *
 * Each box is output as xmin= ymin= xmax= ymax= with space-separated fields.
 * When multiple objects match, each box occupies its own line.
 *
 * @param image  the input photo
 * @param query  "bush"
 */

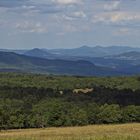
xmin=122 ymin=105 xmax=140 ymax=123
xmin=97 ymin=104 xmax=122 ymax=124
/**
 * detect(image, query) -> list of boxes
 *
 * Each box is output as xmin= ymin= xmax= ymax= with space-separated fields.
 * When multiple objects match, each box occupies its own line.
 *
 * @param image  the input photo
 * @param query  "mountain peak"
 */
xmin=24 ymin=48 xmax=52 ymax=58
xmin=79 ymin=46 xmax=91 ymax=49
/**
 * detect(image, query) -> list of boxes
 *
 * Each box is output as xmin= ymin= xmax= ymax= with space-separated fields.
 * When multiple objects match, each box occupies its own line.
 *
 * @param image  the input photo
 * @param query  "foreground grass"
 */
xmin=0 ymin=123 xmax=140 ymax=140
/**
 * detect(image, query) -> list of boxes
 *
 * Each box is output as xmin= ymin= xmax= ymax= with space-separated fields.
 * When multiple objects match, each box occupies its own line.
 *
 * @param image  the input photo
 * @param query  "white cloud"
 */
xmin=15 ymin=21 xmax=48 ymax=33
xmin=93 ymin=12 xmax=140 ymax=25
xmin=63 ymin=24 xmax=77 ymax=32
xmin=53 ymin=0 xmax=82 ymax=5
xmin=72 ymin=11 xmax=86 ymax=18
xmin=62 ymin=22 xmax=90 ymax=33
xmin=104 ymin=1 xmax=121 ymax=11
xmin=62 ymin=11 xmax=86 ymax=21
xmin=113 ymin=27 xmax=140 ymax=36
xmin=113 ymin=28 xmax=131 ymax=36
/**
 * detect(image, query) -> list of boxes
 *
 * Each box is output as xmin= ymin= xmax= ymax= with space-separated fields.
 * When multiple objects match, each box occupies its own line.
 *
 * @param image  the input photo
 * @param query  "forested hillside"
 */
xmin=0 ymin=73 xmax=140 ymax=90
xmin=0 ymin=73 xmax=140 ymax=129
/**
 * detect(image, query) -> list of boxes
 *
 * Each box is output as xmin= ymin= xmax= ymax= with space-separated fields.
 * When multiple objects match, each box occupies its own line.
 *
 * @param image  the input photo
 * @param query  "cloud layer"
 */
xmin=0 ymin=0 xmax=140 ymax=48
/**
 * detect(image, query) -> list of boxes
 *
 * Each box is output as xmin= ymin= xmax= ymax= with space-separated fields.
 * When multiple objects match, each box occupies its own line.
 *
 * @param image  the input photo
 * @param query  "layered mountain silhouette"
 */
xmin=0 ymin=51 xmax=122 ymax=76
xmin=109 ymin=51 xmax=140 ymax=60
xmin=24 ymin=48 xmax=54 ymax=59
xmin=0 ymin=46 xmax=140 ymax=76
xmin=47 ymin=46 xmax=140 ymax=57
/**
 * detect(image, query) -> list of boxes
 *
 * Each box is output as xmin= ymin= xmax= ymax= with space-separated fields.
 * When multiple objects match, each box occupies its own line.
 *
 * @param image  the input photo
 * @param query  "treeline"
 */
xmin=0 ymin=99 xmax=140 ymax=129
xmin=0 ymin=73 xmax=140 ymax=129
xmin=0 ymin=86 xmax=140 ymax=105
xmin=0 ymin=73 xmax=140 ymax=90
xmin=0 ymin=84 xmax=140 ymax=129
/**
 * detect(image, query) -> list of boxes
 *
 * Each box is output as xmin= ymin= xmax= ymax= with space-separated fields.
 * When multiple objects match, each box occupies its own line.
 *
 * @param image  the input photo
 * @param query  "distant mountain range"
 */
xmin=108 ymin=51 xmax=140 ymax=60
xmin=47 ymin=46 xmax=140 ymax=57
xmin=0 ymin=46 xmax=140 ymax=76
xmin=23 ymin=46 xmax=140 ymax=71
xmin=2 ymin=45 xmax=140 ymax=57
xmin=24 ymin=48 xmax=55 ymax=59
xmin=0 ymin=51 xmax=122 ymax=76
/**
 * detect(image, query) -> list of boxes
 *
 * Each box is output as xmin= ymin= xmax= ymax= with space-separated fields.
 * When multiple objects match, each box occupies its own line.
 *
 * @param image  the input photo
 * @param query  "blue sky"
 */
xmin=0 ymin=0 xmax=140 ymax=49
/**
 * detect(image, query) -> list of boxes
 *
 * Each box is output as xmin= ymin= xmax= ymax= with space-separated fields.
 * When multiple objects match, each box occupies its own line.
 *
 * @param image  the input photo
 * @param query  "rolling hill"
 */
xmin=110 ymin=51 xmax=140 ymax=60
xmin=24 ymin=48 xmax=54 ymax=59
xmin=47 ymin=46 xmax=140 ymax=57
xmin=22 ymin=47 xmax=140 ymax=71
xmin=0 ymin=46 xmax=140 ymax=76
xmin=0 ymin=51 xmax=122 ymax=76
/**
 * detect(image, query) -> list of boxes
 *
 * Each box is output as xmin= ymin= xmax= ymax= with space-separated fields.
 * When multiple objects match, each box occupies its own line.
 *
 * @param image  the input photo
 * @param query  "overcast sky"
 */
xmin=0 ymin=0 xmax=140 ymax=49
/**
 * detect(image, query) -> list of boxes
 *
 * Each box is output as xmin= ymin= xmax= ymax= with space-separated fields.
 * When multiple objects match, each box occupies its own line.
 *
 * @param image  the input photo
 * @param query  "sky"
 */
xmin=0 ymin=0 xmax=140 ymax=49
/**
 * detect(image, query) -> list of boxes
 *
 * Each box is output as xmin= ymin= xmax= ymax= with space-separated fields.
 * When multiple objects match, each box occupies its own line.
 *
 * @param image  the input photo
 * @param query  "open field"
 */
xmin=0 ymin=123 xmax=140 ymax=140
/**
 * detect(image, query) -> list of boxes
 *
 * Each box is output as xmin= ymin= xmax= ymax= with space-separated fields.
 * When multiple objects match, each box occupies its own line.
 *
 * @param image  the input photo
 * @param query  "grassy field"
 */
xmin=0 ymin=123 xmax=140 ymax=140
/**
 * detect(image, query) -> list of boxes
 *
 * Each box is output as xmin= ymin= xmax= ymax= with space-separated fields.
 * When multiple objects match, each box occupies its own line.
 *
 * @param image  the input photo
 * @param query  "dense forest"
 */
xmin=0 ymin=73 xmax=140 ymax=129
